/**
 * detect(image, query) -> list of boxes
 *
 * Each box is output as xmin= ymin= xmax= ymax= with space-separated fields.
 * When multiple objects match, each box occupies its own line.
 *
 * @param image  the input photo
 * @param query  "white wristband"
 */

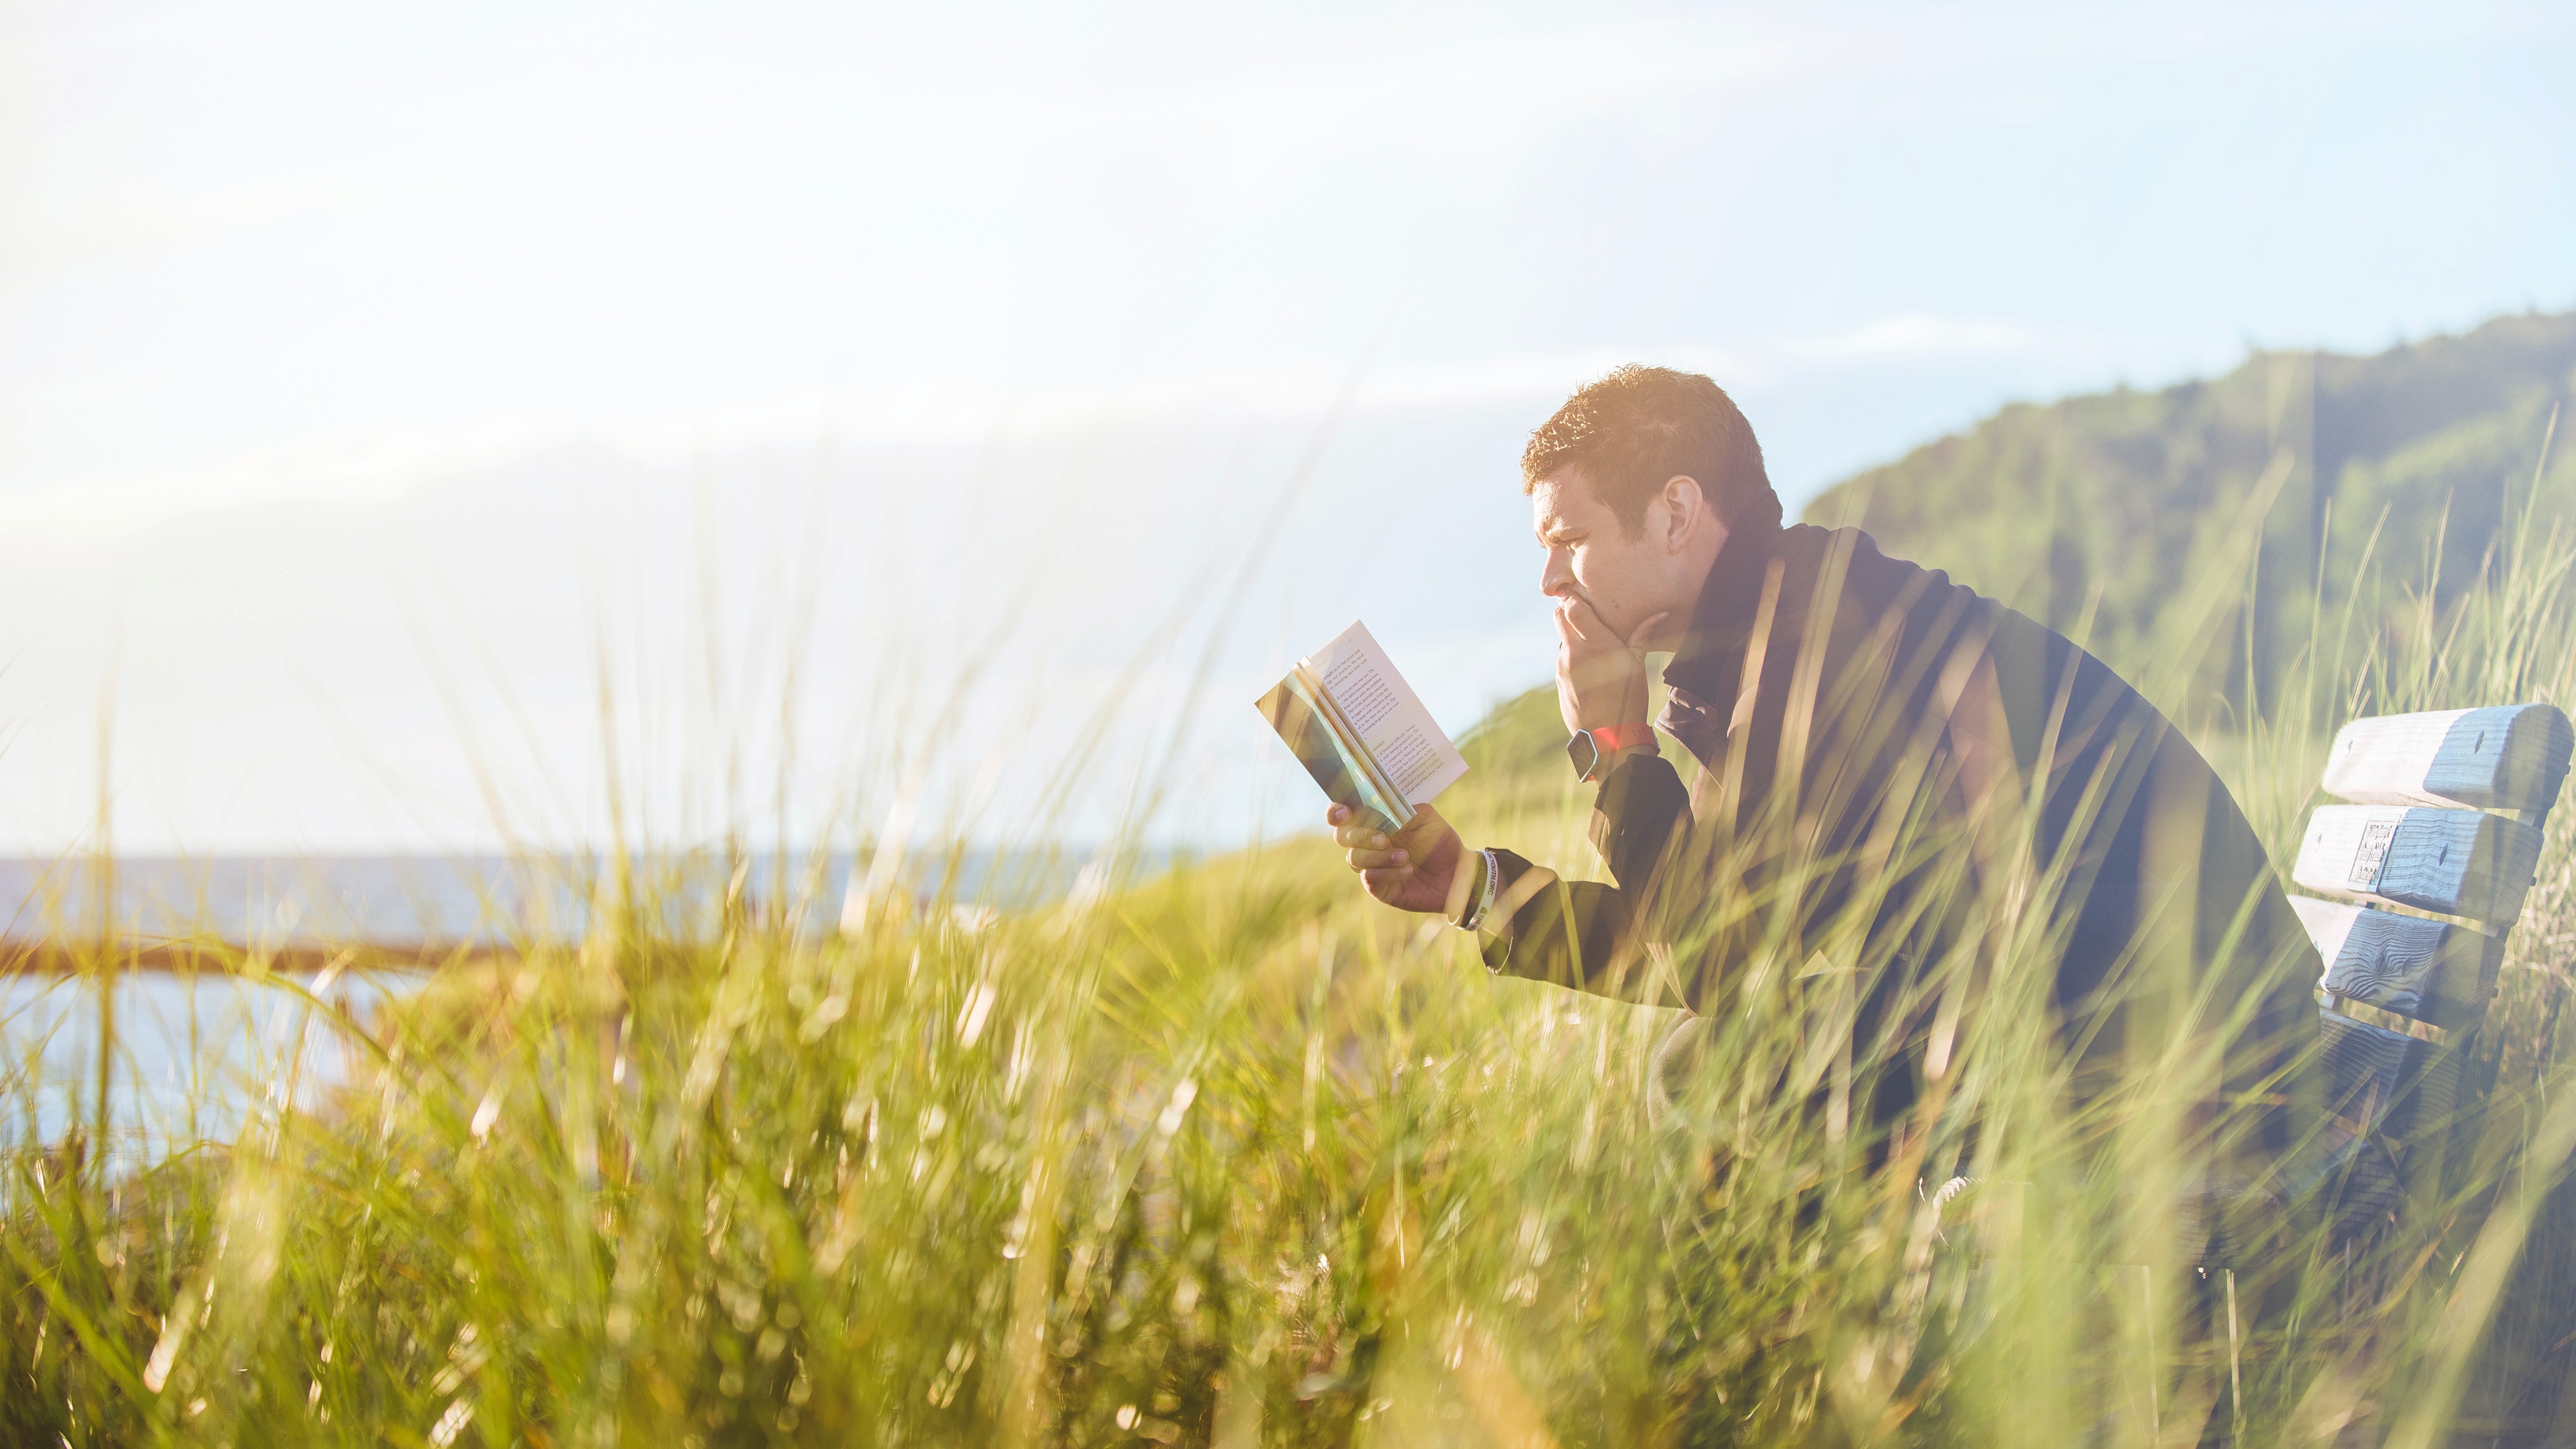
xmin=1458 ymin=849 xmax=1500 ymax=932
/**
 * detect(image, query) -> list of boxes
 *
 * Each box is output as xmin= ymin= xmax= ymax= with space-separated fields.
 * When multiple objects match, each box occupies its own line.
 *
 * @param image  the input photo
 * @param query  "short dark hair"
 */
xmin=1520 ymin=365 xmax=1780 ymax=537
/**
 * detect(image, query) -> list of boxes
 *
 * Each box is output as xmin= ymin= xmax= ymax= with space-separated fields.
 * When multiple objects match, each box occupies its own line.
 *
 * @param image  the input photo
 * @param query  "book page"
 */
xmin=1305 ymin=621 xmax=1468 ymax=808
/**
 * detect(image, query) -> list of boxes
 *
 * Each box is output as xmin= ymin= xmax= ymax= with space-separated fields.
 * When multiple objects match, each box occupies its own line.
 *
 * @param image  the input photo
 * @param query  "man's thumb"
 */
xmin=1627 ymin=611 xmax=1672 ymax=653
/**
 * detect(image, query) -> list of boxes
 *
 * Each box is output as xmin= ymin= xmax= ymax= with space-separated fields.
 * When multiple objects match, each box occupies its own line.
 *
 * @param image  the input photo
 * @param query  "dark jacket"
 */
xmin=1483 ymin=522 xmax=2320 ymax=1188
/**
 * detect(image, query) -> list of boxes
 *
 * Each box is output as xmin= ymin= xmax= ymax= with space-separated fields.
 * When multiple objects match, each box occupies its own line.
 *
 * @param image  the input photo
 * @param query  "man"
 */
xmin=1325 ymin=365 xmax=2320 ymax=1257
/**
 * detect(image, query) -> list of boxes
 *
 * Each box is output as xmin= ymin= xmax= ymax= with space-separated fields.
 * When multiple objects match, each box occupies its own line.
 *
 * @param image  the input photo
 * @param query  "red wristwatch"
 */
xmin=1567 ymin=722 xmax=1654 ymax=782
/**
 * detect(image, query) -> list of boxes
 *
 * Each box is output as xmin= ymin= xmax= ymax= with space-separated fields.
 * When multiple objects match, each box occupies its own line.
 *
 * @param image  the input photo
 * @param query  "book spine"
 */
xmin=1295 ymin=662 xmax=1414 ymax=826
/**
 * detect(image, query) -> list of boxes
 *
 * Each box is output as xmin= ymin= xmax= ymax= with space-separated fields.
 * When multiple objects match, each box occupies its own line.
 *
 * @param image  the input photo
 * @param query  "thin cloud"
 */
xmin=1791 ymin=316 xmax=2038 ymax=363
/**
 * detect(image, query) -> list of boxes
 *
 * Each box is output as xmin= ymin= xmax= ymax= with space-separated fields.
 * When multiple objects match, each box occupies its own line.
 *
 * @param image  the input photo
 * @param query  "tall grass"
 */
xmin=7 ymin=488 xmax=2576 ymax=1447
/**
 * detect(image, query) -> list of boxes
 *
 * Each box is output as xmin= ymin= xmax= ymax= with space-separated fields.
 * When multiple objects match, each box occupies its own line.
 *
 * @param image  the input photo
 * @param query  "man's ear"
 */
xmin=1662 ymin=474 xmax=1705 ymax=553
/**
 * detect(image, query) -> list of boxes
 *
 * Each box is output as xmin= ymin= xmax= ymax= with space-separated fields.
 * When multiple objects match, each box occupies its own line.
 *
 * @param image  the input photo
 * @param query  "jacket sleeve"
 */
xmin=1589 ymin=751 xmax=1692 ymax=890
xmin=1477 ymin=753 xmax=1693 ymax=1005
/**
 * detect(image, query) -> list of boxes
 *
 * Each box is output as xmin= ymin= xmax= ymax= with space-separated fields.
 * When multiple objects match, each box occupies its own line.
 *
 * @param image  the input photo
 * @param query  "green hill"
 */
xmin=1802 ymin=309 xmax=2576 ymax=722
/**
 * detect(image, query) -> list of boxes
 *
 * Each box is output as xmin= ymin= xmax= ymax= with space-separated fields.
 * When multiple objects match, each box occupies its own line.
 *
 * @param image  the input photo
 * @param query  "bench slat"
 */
xmin=2321 ymin=704 xmax=2574 ymax=813
xmin=2289 ymin=894 xmax=2501 ymax=1027
xmin=2292 ymin=805 xmax=2545 ymax=923
xmin=2318 ymin=1008 xmax=2465 ymax=1139
xmin=2320 ymin=1007 xmax=2417 ymax=1124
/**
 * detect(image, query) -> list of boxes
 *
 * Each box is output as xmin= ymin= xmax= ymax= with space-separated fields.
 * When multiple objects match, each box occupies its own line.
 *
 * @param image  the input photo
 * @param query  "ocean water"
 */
xmin=0 ymin=846 xmax=1156 ymax=948
xmin=2 ymin=967 xmax=415 ymax=1165
xmin=0 ymin=846 xmax=1167 ymax=1161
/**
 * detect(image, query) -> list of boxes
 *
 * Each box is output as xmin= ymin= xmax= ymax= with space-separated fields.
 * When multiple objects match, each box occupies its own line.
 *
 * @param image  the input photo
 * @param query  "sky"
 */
xmin=0 ymin=0 xmax=2570 ymax=856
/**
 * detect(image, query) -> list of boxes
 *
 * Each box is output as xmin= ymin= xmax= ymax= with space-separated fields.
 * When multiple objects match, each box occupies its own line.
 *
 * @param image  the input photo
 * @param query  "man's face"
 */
xmin=1531 ymin=470 xmax=1692 ymax=641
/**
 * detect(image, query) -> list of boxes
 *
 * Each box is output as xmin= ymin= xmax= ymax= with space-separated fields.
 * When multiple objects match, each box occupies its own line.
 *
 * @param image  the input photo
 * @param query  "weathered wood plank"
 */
xmin=2320 ymin=703 xmax=2574 ymax=813
xmin=2318 ymin=1005 xmax=2465 ymax=1140
xmin=2319 ymin=1006 xmax=2417 ymax=1124
xmin=2291 ymin=805 xmax=2546 ymax=923
xmin=2288 ymin=894 xmax=2501 ymax=1026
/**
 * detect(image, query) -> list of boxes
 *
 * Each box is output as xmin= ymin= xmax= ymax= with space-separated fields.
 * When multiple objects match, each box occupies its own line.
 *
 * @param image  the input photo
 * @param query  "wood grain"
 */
xmin=2321 ymin=703 xmax=2573 ymax=813
xmin=2288 ymin=894 xmax=2500 ymax=1026
xmin=2291 ymin=805 xmax=2545 ymax=923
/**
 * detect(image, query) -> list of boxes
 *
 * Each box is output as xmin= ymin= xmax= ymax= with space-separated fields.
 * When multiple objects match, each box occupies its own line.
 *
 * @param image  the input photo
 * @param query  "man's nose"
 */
xmin=1539 ymin=550 xmax=1573 ymax=598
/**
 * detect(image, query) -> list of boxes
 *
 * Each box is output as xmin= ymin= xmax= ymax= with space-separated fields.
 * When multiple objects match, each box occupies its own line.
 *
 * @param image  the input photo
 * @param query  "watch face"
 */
xmin=1566 ymin=730 xmax=1600 ymax=781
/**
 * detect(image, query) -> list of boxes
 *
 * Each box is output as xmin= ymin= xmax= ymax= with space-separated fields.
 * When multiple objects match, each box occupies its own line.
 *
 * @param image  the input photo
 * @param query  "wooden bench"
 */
xmin=2286 ymin=703 xmax=2574 ymax=1238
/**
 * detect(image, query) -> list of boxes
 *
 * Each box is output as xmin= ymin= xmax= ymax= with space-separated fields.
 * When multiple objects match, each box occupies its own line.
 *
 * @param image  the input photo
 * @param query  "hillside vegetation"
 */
xmin=1805 ymin=310 xmax=2576 ymax=725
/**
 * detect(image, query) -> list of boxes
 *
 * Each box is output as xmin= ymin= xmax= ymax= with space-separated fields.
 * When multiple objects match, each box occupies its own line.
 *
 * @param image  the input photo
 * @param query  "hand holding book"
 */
xmin=1327 ymin=799 xmax=1466 ymax=916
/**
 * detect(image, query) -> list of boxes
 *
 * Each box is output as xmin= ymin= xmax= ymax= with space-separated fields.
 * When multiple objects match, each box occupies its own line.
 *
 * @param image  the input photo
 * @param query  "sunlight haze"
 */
xmin=1 ymin=0 xmax=2569 ymax=851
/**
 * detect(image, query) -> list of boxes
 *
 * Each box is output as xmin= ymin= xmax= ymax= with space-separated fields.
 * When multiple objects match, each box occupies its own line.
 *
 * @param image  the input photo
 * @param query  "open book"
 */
xmin=1254 ymin=621 xmax=1468 ymax=831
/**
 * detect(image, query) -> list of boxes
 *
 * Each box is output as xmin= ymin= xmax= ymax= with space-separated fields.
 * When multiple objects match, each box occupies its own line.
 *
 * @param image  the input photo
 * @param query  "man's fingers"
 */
xmin=1554 ymin=595 xmax=1613 ymax=649
xmin=1344 ymin=847 xmax=1408 ymax=871
xmin=1553 ymin=598 xmax=1593 ymax=645
xmin=1335 ymin=821 xmax=1392 ymax=849
xmin=1325 ymin=804 xmax=1349 ymax=827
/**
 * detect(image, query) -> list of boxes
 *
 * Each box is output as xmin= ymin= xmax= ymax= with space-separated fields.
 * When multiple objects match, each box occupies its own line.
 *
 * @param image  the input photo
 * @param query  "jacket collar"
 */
xmin=1663 ymin=520 xmax=1786 ymax=700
